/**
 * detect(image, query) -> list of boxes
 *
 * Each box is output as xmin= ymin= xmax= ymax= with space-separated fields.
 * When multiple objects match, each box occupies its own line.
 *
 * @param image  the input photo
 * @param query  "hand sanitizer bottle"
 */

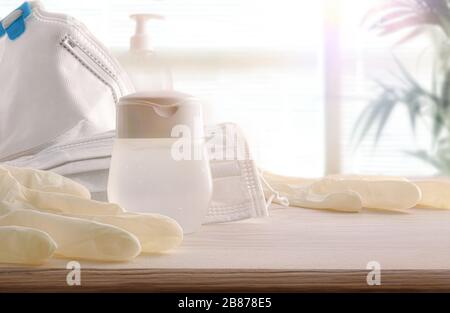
xmin=107 ymin=91 xmax=212 ymax=234
xmin=115 ymin=14 xmax=173 ymax=92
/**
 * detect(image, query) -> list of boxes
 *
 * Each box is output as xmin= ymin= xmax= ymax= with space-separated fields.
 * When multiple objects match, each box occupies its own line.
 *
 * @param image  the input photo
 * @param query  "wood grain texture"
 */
xmin=1 ymin=268 xmax=450 ymax=292
xmin=1 ymin=208 xmax=450 ymax=292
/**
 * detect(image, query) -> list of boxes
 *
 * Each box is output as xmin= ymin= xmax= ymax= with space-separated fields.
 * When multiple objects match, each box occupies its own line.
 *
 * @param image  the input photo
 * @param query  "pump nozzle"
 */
xmin=130 ymin=14 xmax=164 ymax=51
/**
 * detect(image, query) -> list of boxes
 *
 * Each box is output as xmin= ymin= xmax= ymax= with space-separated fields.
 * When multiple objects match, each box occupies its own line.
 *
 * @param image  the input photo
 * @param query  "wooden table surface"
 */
xmin=1 ymin=207 xmax=450 ymax=292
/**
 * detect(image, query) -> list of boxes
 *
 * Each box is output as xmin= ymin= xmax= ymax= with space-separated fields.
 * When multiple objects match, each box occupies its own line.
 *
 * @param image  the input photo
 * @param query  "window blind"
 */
xmin=0 ymin=0 xmax=438 ymax=177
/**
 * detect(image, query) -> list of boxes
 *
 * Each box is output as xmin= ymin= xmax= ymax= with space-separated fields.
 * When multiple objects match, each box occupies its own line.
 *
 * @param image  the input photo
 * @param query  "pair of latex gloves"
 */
xmin=0 ymin=166 xmax=183 ymax=265
xmin=263 ymin=171 xmax=450 ymax=213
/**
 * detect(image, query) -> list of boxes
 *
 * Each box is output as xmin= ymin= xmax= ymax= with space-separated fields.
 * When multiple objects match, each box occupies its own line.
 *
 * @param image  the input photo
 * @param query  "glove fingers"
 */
xmin=65 ymin=212 xmax=184 ymax=253
xmin=0 ymin=201 xmax=16 ymax=216
xmin=0 ymin=226 xmax=56 ymax=265
xmin=295 ymin=192 xmax=362 ymax=213
xmin=311 ymin=178 xmax=420 ymax=211
xmin=0 ymin=167 xmax=124 ymax=216
xmin=328 ymin=174 xmax=409 ymax=182
xmin=414 ymin=180 xmax=450 ymax=209
xmin=26 ymin=189 xmax=125 ymax=216
xmin=2 ymin=165 xmax=90 ymax=199
xmin=0 ymin=209 xmax=141 ymax=262
xmin=262 ymin=172 xmax=419 ymax=212
xmin=261 ymin=174 xmax=362 ymax=212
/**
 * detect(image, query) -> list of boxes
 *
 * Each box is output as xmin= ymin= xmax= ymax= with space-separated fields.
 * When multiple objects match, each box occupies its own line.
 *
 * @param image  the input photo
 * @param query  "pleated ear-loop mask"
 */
xmin=204 ymin=123 xmax=288 ymax=223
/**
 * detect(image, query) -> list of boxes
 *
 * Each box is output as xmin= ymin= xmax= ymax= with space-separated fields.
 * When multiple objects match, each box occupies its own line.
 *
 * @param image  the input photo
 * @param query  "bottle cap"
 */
xmin=117 ymin=91 xmax=205 ymax=139
xmin=129 ymin=14 xmax=164 ymax=51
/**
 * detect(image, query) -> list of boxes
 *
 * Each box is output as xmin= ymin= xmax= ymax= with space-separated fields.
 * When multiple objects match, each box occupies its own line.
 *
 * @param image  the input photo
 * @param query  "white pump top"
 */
xmin=130 ymin=14 xmax=164 ymax=51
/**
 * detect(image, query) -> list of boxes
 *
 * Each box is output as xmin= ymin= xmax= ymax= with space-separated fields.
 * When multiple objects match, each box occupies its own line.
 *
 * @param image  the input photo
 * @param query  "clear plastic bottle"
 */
xmin=114 ymin=14 xmax=173 ymax=92
xmin=107 ymin=91 xmax=212 ymax=234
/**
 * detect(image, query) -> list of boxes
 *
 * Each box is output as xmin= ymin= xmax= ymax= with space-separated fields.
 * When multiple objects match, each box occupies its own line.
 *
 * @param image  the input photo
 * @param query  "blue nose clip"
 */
xmin=0 ymin=2 xmax=32 ymax=40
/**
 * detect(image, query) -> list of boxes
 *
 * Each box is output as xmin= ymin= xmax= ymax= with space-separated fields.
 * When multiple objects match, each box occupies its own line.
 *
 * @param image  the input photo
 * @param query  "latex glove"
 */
xmin=263 ymin=172 xmax=421 ymax=212
xmin=0 ymin=202 xmax=141 ymax=262
xmin=2 ymin=165 xmax=90 ymax=199
xmin=0 ymin=166 xmax=183 ymax=264
xmin=0 ymin=225 xmax=57 ymax=265
xmin=2 ymin=166 xmax=183 ymax=253
xmin=64 ymin=213 xmax=184 ymax=254
xmin=310 ymin=175 xmax=421 ymax=212
xmin=0 ymin=166 xmax=124 ymax=216
xmin=413 ymin=179 xmax=450 ymax=209
xmin=263 ymin=176 xmax=362 ymax=212
xmin=0 ymin=166 xmax=183 ymax=253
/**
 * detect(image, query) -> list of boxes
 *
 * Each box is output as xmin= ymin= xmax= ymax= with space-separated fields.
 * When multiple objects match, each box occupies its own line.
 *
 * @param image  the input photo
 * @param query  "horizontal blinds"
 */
xmin=0 ymin=0 xmax=437 ymax=177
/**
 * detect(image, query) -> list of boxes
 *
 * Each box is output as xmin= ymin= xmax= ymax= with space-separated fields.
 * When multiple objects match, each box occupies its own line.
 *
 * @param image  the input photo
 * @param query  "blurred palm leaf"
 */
xmin=406 ymin=146 xmax=450 ymax=175
xmin=352 ymin=83 xmax=398 ymax=146
xmin=354 ymin=0 xmax=450 ymax=175
xmin=363 ymin=0 xmax=450 ymax=43
xmin=352 ymin=58 xmax=436 ymax=145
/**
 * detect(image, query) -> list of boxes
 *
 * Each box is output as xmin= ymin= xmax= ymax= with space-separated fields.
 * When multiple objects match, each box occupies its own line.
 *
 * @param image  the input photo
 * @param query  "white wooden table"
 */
xmin=1 ymin=207 xmax=450 ymax=292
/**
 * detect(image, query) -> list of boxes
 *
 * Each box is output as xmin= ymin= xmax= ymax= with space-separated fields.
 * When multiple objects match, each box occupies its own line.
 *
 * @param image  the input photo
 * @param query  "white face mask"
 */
xmin=0 ymin=1 xmax=133 ymax=162
xmin=205 ymin=123 xmax=271 ymax=223
xmin=5 ymin=124 xmax=277 ymax=224
xmin=0 ymin=3 xmax=279 ymax=224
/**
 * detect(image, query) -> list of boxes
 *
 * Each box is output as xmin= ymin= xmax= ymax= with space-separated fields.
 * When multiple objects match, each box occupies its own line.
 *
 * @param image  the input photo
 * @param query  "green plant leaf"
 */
xmin=405 ymin=149 xmax=444 ymax=172
xmin=393 ymin=57 xmax=422 ymax=89
xmin=352 ymin=88 xmax=399 ymax=147
xmin=402 ymin=91 xmax=423 ymax=132
xmin=374 ymin=98 xmax=397 ymax=143
xmin=356 ymin=0 xmax=450 ymax=176
xmin=440 ymin=69 xmax=450 ymax=111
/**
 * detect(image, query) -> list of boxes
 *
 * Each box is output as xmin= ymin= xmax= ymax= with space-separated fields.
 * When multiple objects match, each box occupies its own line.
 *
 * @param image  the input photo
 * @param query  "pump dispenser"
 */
xmin=107 ymin=91 xmax=213 ymax=234
xmin=114 ymin=14 xmax=173 ymax=92
xmin=129 ymin=14 xmax=163 ymax=51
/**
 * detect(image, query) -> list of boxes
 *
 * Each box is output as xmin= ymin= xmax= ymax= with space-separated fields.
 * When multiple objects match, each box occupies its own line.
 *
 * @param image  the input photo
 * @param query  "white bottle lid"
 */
xmin=117 ymin=91 xmax=205 ymax=139
xmin=130 ymin=14 xmax=164 ymax=51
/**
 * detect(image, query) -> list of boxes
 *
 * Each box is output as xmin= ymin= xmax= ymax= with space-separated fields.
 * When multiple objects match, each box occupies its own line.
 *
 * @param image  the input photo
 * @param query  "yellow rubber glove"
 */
xmin=414 ymin=179 xmax=450 ymax=209
xmin=2 ymin=165 xmax=90 ymax=199
xmin=64 ymin=212 xmax=184 ymax=253
xmin=0 ymin=166 xmax=183 ymax=264
xmin=263 ymin=172 xmax=421 ymax=212
xmin=309 ymin=175 xmax=421 ymax=212
xmin=0 ymin=225 xmax=57 ymax=265
xmin=262 ymin=174 xmax=362 ymax=212
xmin=0 ymin=207 xmax=142 ymax=262
xmin=0 ymin=166 xmax=124 ymax=216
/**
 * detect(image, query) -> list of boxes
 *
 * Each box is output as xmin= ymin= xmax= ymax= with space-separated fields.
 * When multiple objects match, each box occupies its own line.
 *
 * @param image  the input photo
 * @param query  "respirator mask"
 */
xmin=0 ymin=1 xmax=134 ymax=161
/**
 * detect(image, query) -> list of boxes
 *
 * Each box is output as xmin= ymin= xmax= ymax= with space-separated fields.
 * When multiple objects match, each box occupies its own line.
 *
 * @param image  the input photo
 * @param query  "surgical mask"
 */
xmin=205 ymin=123 xmax=284 ymax=223
xmin=0 ymin=1 xmax=134 ymax=162
xmin=5 ymin=123 xmax=279 ymax=224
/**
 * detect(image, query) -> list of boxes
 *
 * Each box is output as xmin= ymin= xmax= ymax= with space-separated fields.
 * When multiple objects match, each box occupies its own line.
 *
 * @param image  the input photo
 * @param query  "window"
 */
xmin=339 ymin=0 xmax=437 ymax=176
xmin=0 ymin=0 xmax=437 ymax=177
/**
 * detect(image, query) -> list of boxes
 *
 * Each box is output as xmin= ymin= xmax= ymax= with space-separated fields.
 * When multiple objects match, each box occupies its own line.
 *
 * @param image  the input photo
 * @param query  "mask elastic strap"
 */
xmin=1 ymin=2 xmax=32 ymax=41
xmin=258 ymin=169 xmax=290 ymax=208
